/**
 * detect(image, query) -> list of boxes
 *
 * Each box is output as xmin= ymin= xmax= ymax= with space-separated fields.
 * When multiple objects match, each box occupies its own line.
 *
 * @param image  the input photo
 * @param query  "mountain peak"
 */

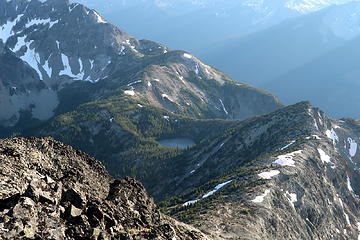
xmin=285 ymin=0 xmax=359 ymax=13
xmin=0 ymin=0 xmax=282 ymax=127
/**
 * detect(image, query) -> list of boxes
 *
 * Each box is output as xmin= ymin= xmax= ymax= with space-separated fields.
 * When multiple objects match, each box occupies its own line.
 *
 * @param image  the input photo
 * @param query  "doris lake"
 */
xmin=157 ymin=138 xmax=195 ymax=149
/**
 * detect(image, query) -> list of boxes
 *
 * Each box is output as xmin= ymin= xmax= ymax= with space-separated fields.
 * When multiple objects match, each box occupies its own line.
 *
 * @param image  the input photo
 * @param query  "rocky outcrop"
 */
xmin=0 ymin=137 xmax=208 ymax=239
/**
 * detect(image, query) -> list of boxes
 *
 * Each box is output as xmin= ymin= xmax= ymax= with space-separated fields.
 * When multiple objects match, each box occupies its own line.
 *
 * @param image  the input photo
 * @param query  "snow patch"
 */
xmin=12 ymin=35 xmax=26 ymax=52
xmin=59 ymin=54 xmax=85 ymax=80
xmin=0 ymin=14 xmax=24 ymax=43
xmin=317 ymin=148 xmax=331 ymax=163
xmin=202 ymin=180 xmax=233 ymax=199
xmin=258 ymin=170 xmax=280 ymax=179
xmin=345 ymin=212 xmax=351 ymax=226
xmin=183 ymin=199 xmax=199 ymax=206
xmin=286 ymin=192 xmax=297 ymax=208
xmin=273 ymin=150 xmax=302 ymax=167
xmin=312 ymin=135 xmax=321 ymax=140
xmin=252 ymin=190 xmax=271 ymax=203
xmin=280 ymin=140 xmax=296 ymax=150
xmin=60 ymin=54 xmax=72 ymax=76
xmin=127 ymin=80 xmax=142 ymax=86
xmin=124 ymin=90 xmax=135 ymax=96
xmin=93 ymin=11 xmax=107 ymax=23
xmin=161 ymin=94 xmax=174 ymax=102
xmin=183 ymin=180 xmax=233 ymax=206
xmin=19 ymin=41 xmax=43 ymax=80
xmin=43 ymin=58 xmax=52 ymax=78
xmin=347 ymin=175 xmax=354 ymax=193
xmin=306 ymin=135 xmax=321 ymax=140
xmin=348 ymin=138 xmax=357 ymax=158
xmin=338 ymin=197 xmax=344 ymax=208
xmin=89 ymin=60 xmax=94 ymax=69
xmin=195 ymin=63 xmax=199 ymax=75
xmin=337 ymin=196 xmax=352 ymax=227
xmin=285 ymin=0 xmax=341 ymax=14
xmin=25 ymin=18 xmax=58 ymax=29
xmin=219 ymin=99 xmax=228 ymax=115
xmin=205 ymin=67 xmax=210 ymax=75
xmin=326 ymin=128 xmax=339 ymax=144
xmin=119 ymin=45 xmax=126 ymax=55
xmin=183 ymin=53 xmax=192 ymax=59
xmin=69 ymin=3 xmax=79 ymax=12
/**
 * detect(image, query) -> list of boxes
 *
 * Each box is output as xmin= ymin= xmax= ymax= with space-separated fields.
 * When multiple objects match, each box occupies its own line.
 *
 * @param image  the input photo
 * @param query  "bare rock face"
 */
xmin=0 ymin=137 xmax=208 ymax=239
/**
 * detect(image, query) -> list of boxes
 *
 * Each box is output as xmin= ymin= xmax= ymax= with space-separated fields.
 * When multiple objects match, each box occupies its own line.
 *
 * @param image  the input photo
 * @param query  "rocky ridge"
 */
xmin=0 ymin=137 xmax=208 ymax=239
xmin=159 ymin=102 xmax=360 ymax=239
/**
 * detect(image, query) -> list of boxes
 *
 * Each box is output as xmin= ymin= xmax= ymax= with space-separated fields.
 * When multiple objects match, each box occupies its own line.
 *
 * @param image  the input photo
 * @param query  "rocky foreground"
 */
xmin=0 ymin=137 xmax=208 ymax=239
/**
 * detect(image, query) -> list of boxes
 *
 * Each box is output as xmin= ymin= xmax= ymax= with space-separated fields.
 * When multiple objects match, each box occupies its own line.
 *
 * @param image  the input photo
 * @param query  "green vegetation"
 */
xmin=35 ymin=93 xmax=236 ymax=193
xmin=159 ymin=165 xmax=268 ymax=223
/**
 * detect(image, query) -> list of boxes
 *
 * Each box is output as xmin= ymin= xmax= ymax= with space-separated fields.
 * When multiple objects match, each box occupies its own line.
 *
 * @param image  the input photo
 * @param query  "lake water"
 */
xmin=158 ymin=138 xmax=195 ymax=149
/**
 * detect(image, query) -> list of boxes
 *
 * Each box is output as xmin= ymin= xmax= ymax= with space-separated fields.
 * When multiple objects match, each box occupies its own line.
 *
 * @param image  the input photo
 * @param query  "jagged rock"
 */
xmin=0 ymin=137 xmax=208 ymax=239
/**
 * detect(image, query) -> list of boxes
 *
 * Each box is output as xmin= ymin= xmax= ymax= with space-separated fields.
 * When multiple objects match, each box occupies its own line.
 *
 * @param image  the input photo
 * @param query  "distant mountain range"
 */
xmin=202 ymin=6 xmax=346 ymax=86
xmin=203 ymin=1 xmax=360 ymax=118
xmin=71 ymin=0 xmax=360 ymax=51
xmin=70 ymin=0 xmax=360 ymax=118
xmin=264 ymin=34 xmax=360 ymax=118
